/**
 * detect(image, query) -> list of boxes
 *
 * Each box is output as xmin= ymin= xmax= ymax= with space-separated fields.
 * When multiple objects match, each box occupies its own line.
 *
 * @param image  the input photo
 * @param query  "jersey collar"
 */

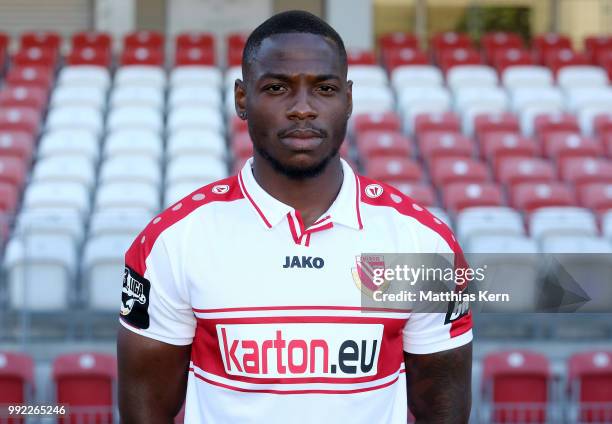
xmin=238 ymin=157 xmax=363 ymax=231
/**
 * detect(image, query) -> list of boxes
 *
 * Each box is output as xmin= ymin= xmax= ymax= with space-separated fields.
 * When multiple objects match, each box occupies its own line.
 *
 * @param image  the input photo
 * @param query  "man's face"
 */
xmin=236 ymin=33 xmax=352 ymax=179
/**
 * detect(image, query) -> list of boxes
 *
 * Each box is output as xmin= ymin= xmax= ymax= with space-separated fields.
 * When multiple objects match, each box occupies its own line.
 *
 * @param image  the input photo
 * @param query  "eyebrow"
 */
xmin=258 ymin=72 xmax=341 ymax=82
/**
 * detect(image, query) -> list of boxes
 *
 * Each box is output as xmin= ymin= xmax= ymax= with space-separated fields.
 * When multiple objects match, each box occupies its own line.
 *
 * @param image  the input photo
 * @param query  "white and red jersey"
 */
xmin=120 ymin=158 xmax=472 ymax=424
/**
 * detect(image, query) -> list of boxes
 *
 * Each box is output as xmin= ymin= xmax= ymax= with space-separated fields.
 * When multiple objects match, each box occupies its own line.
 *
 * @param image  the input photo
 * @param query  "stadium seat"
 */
xmin=32 ymin=156 xmax=96 ymax=190
xmin=57 ymin=66 xmax=111 ymax=91
xmin=533 ymin=113 xmax=580 ymax=140
xmin=577 ymin=108 xmax=612 ymax=137
xmin=38 ymin=130 xmax=99 ymax=163
xmin=351 ymin=86 xmax=394 ymax=114
xmin=12 ymin=47 xmax=57 ymax=69
xmin=0 ymin=182 xmax=18 ymax=215
xmin=231 ymin=132 xmax=254 ymax=160
xmin=593 ymin=113 xmax=612 ymax=138
xmin=95 ymin=182 xmax=160 ymax=215
xmin=392 ymin=182 xmax=436 ymax=206
xmin=502 ymin=66 xmax=553 ymax=90
xmin=6 ymin=65 xmax=53 ymax=91
xmin=557 ymin=65 xmax=609 ymax=90
xmin=363 ymin=157 xmax=422 ymax=183
xmin=170 ymin=66 xmax=222 ymax=89
xmin=398 ymin=86 xmax=451 ymax=133
xmin=379 ymin=32 xmax=419 ymax=51
xmin=0 ymin=351 xmax=34 ymax=404
xmin=604 ymin=210 xmax=612 ymax=240
xmin=0 ymin=86 xmax=47 ymax=110
xmin=110 ymin=85 xmax=164 ymax=110
xmin=0 ymin=156 xmax=27 ymax=188
xmin=3 ymin=234 xmax=76 ymax=311
xmin=473 ymin=113 xmax=520 ymax=140
xmin=438 ymin=48 xmax=482 ymax=73
xmin=456 ymin=207 xmax=524 ymax=244
xmin=565 ymin=87 xmax=612 ymax=113
xmin=391 ymin=65 xmax=443 ymax=92
xmin=418 ymin=132 xmax=474 ymax=166
xmin=413 ymin=112 xmax=461 ymax=139
xmin=493 ymin=48 xmax=535 ymax=74
xmin=430 ymin=158 xmax=489 ymax=186
xmin=20 ymin=30 xmax=61 ymax=52
xmin=22 ymin=182 xmax=90 ymax=218
xmin=545 ymin=49 xmax=590 ymax=74
xmin=0 ymin=31 xmax=9 ymax=51
xmin=383 ymin=48 xmax=429 ymax=71
xmin=100 ymin=156 xmax=161 ymax=188
xmin=14 ymin=208 xmax=84 ymax=247
xmin=107 ymin=106 xmax=163 ymax=134
xmin=167 ymin=106 xmax=224 ymax=135
xmin=124 ymin=30 xmax=164 ymax=51
xmin=51 ymin=85 xmax=106 ymax=111
xmin=480 ymin=132 xmax=538 ymax=167
xmin=167 ymin=129 xmax=226 ymax=161
xmin=347 ymin=65 xmax=388 ymax=87
xmin=175 ymin=45 xmax=215 ymax=66
xmin=447 ymin=65 xmax=498 ymax=91
xmin=453 ymin=86 xmax=508 ymax=116
xmin=355 ymin=131 xmax=412 ymax=159
xmin=511 ymin=87 xmax=563 ymax=114
xmin=585 ymin=35 xmax=612 ymax=64
xmin=533 ymin=32 xmax=572 ymax=63
xmin=176 ymin=31 xmax=215 ymax=52
xmin=529 ymin=207 xmax=598 ymax=241
xmin=497 ymin=157 xmax=556 ymax=189
xmin=53 ymin=353 xmax=117 ymax=424
xmin=511 ymin=182 xmax=575 ymax=212
xmin=347 ymin=49 xmax=376 ymax=65
xmin=0 ymin=107 xmax=40 ymax=135
xmin=115 ymin=65 xmax=166 ymax=89
xmin=121 ymin=46 xmax=164 ymax=66
xmin=443 ymin=182 xmax=504 ymax=211
xmin=568 ymin=351 xmax=612 ymax=423
xmin=166 ymin=156 xmax=227 ymax=186
xmin=169 ymin=85 xmax=221 ymax=111
xmin=67 ymin=46 xmax=111 ymax=67
xmin=578 ymin=183 xmax=612 ymax=213
xmin=542 ymin=133 xmax=602 ymax=164
xmin=431 ymin=32 xmax=472 ymax=58
xmin=105 ymin=129 xmax=163 ymax=162
xmin=466 ymin=234 xmax=538 ymax=254
xmin=0 ymin=130 xmax=34 ymax=163
xmin=46 ymin=106 xmax=103 ymax=136
xmin=71 ymin=31 xmax=112 ymax=51
xmin=83 ymin=235 xmax=136 ymax=311
xmin=481 ymin=32 xmax=524 ymax=63
xmin=560 ymin=157 xmax=612 ymax=189
xmin=351 ymin=112 xmax=402 ymax=134
xmin=89 ymin=209 xmax=153 ymax=239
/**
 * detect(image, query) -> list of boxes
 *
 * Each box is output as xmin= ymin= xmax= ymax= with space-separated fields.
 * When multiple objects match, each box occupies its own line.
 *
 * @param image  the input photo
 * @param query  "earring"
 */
xmin=240 ymin=112 xmax=247 ymax=119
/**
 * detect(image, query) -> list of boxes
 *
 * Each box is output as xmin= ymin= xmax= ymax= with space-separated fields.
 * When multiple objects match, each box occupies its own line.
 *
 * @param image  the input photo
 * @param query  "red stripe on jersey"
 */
xmin=124 ymin=176 xmax=244 ymax=276
xmin=238 ymin=170 xmax=272 ymax=228
xmin=192 ymin=305 xmax=412 ymax=313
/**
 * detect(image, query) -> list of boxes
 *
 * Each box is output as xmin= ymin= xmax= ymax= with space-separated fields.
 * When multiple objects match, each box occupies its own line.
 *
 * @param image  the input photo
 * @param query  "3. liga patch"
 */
xmin=121 ymin=265 xmax=151 ymax=329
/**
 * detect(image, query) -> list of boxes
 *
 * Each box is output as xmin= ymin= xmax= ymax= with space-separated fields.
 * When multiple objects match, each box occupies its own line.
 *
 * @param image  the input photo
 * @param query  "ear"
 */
xmin=234 ymin=78 xmax=247 ymax=120
xmin=346 ymin=79 xmax=353 ymax=120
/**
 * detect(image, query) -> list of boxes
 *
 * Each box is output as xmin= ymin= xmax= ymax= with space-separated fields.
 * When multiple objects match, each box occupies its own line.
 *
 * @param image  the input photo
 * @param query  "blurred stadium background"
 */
xmin=0 ymin=0 xmax=611 ymax=422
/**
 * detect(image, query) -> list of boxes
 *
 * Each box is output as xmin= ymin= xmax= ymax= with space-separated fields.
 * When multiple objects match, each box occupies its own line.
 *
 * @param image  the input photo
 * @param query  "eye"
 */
xmin=316 ymin=85 xmax=337 ymax=94
xmin=265 ymin=84 xmax=287 ymax=93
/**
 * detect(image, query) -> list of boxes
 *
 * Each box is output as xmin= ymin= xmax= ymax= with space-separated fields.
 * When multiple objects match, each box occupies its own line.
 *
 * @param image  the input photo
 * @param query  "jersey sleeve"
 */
xmin=402 ymin=225 xmax=473 ymax=354
xmin=119 ymin=228 xmax=196 ymax=345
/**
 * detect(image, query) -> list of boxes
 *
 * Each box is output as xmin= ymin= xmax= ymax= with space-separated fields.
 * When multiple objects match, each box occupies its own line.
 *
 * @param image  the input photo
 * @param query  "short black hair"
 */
xmin=241 ymin=10 xmax=347 ymax=80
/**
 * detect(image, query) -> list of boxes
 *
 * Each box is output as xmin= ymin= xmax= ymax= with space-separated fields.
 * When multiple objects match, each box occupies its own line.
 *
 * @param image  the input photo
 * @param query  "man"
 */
xmin=118 ymin=10 xmax=472 ymax=424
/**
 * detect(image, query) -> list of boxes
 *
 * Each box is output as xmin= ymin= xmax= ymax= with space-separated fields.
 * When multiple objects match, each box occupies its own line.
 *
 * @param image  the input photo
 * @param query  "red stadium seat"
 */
xmin=67 ymin=47 xmax=111 ymax=67
xmin=601 ymin=51 xmax=612 ymax=81
xmin=443 ymin=182 xmax=504 ymax=211
xmin=496 ymin=157 xmax=556 ymax=189
xmin=175 ymin=47 xmax=215 ymax=66
xmin=0 ymin=352 xmax=34 ymax=406
xmin=0 ymin=156 xmax=27 ymax=188
xmin=231 ymin=132 xmax=254 ymax=159
xmin=347 ymin=49 xmax=376 ymax=65
xmin=0 ymin=86 xmax=47 ymax=110
xmin=379 ymin=32 xmax=419 ymax=51
xmin=12 ymin=47 xmax=57 ymax=68
xmin=533 ymin=113 xmax=579 ymax=140
xmin=584 ymin=35 xmax=612 ymax=65
xmin=438 ymin=48 xmax=482 ymax=73
xmin=480 ymin=132 xmax=539 ymax=168
xmin=227 ymin=33 xmax=248 ymax=67
xmin=0 ymin=107 xmax=41 ymax=135
xmin=176 ymin=32 xmax=215 ymax=51
xmin=355 ymin=131 xmax=412 ymax=159
xmin=71 ymin=31 xmax=111 ymax=51
xmin=593 ymin=114 xmax=612 ymax=138
xmin=431 ymin=32 xmax=472 ymax=56
xmin=578 ymin=183 xmax=612 ymax=213
xmin=227 ymin=46 xmax=244 ymax=67
xmin=474 ymin=113 xmax=520 ymax=141
xmin=352 ymin=112 xmax=402 ymax=134
xmin=363 ymin=157 xmax=423 ymax=183
xmin=481 ymin=32 xmax=524 ymax=63
xmin=533 ymin=33 xmax=572 ymax=64
xmin=605 ymin=132 xmax=612 ymax=158
xmin=5 ymin=66 xmax=53 ymax=91
xmin=53 ymin=353 xmax=116 ymax=424
xmin=482 ymin=351 xmax=551 ymax=423
xmin=121 ymin=47 xmax=164 ymax=66
xmin=0 ymin=182 xmax=19 ymax=215
xmin=430 ymin=157 xmax=489 ymax=186
xmin=545 ymin=49 xmax=590 ymax=74
xmin=383 ymin=48 xmax=429 ymax=71
xmin=0 ymin=131 xmax=35 ymax=163
xmin=493 ymin=48 xmax=536 ymax=74
xmin=124 ymin=30 xmax=164 ymax=51
xmin=392 ymin=182 xmax=436 ymax=206
xmin=568 ymin=351 xmax=612 ymax=423
xmin=542 ymin=133 xmax=602 ymax=163
xmin=413 ymin=112 xmax=461 ymax=139
xmin=511 ymin=182 xmax=574 ymax=211
xmin=418 ymin=132 xmax=474 ymax=166
xmin=0 ymin=32 xmax=8 ymax=51
xmin=560 ymin=157 xmax=612 ymax=189
xmin=20 ymin=30 xmax=61 ymax=52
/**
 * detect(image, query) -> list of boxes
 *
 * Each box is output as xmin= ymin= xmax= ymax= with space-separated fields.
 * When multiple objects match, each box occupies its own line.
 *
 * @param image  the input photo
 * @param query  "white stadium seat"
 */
xmin=46 ymin=106 xmax=104 ymax=136
xmin=398 ymin=86 xmax=451 ymax=133
xmin=32 ymin=156 xmax=96 ymax=189
xmin=110 ymin=85 xmax=164 ymax=110
xmin=520 ymin=108 xmax=566 ymax=137
xmin=14 ymin=208 xmax=84 ymax=247
xmin=502 ymin=66 xmax=553 ymax=90
xmin=23 ymin=182 xmax=90 ymax=218
xmin=89 ymin=209 xmax=153 ymax=239
xmin=457 ymin=207 xmax=525 ymax=245
xmin=115 ymin=65 xmax=166 ymax=89
xmin=99 ymin=156 xmax=162 ymax=188
xmin=447 ymin=65 xmax=498 ymax=91
xmin=454 ymin=86 xmax=508 ymax=114
xmin=51 ymin=86 xmax=107 ymax=111
xmin=224 ymin=66 xmax=242 ymax=93
xmin=168 ymin=85 xmax=222 ymax=110
xmin=511 ymin=86 xmax=564 ymax=113
xmin=170 ymin=65 xmax=223 ymax=89
xmin=166 ymin=155 xmax=227 ymax=186
xmin=3 ymin=234 xmax=76 ymax=311
xmin=38 ymin=130 xmax=99 ymax=163
xmin=557 ymin=66 xmax=609 ymax=90
xmin=603 ymin=211 xmax=612 ymax=242
xmin=167 ymin=129 xmax=226 ymax=161
xmin=565 ymin=87 xmax=612 ymax=113
xmin=107 ymin=106 xmax=163 ymax=134
xmin=57 ymin=66 xmax=111 ymax=90
xmin=391 ymin=65 xmax=443 ymax=92
xmin=95 ymin=182 xmax=160 ymax=215
xmin=104 ymin=129 xmax=163 ymax=161
xmin=167 ymin=106 xmax=224 ymax=135
xmin=83 ymin=235 xmax=136 ymax=311
xmin=351 ymin=86 xmax=394 ymax=114
xmin=530 ymin=207 xmax=598 ymax=242
xmin=347 ymin=65 xmax=388 ymax=87
xmin=578 ymin=108 xmax=612 ymax=137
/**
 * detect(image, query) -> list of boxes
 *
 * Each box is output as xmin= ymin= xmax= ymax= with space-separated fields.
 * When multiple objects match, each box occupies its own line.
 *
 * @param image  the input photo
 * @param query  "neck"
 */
xmin=251 ymin=153 xmax=344 ymax=228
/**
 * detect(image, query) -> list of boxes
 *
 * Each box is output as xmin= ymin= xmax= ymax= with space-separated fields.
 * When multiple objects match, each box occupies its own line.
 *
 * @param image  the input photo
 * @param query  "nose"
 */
xmin=286 ymin=86 xmax=318 ymax=121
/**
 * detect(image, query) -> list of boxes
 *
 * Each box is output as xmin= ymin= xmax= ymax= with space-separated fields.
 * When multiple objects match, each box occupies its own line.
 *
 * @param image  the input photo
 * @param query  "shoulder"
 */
xmin=125 ymin=175 xmax=243 ymax=274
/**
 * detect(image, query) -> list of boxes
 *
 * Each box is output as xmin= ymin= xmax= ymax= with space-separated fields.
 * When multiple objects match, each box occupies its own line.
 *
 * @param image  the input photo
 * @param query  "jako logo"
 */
xmin=216 ymin=323 xmax=383 ymax=378
xmin=364 ymin=184 xmax=384 ymax=198
xmin=283 ymin=256 xmax=324 ymax=269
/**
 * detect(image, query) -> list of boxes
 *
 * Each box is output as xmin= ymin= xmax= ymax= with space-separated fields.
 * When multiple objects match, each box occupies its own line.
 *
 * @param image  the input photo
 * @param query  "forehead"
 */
xmin=249 ymin=33 xmax=343 ymax=79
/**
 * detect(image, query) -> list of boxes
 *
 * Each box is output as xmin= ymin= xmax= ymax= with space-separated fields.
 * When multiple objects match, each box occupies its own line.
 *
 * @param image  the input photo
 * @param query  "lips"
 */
xmin=280 ymin=129 xmax=324 ymax=151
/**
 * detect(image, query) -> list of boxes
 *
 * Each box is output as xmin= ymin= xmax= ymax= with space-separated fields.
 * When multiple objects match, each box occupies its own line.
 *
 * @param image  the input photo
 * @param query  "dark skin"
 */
xmin=117 ymin=32 xmax=472 ymax=423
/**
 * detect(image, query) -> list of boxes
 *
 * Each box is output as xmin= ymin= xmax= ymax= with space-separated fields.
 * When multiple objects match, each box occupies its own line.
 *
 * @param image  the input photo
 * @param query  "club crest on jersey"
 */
xmin=212 ymin=184 xmax=230 ymax=194
xmin=121 ymin=266 xmax=151 ymax=329
xmin=283 ymin=256 xmax=324 ymax=269
xmin=364 ymin=184 xmax=384 ymax=198
xmin=351 ymin=255 xmax=389 ymax=297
